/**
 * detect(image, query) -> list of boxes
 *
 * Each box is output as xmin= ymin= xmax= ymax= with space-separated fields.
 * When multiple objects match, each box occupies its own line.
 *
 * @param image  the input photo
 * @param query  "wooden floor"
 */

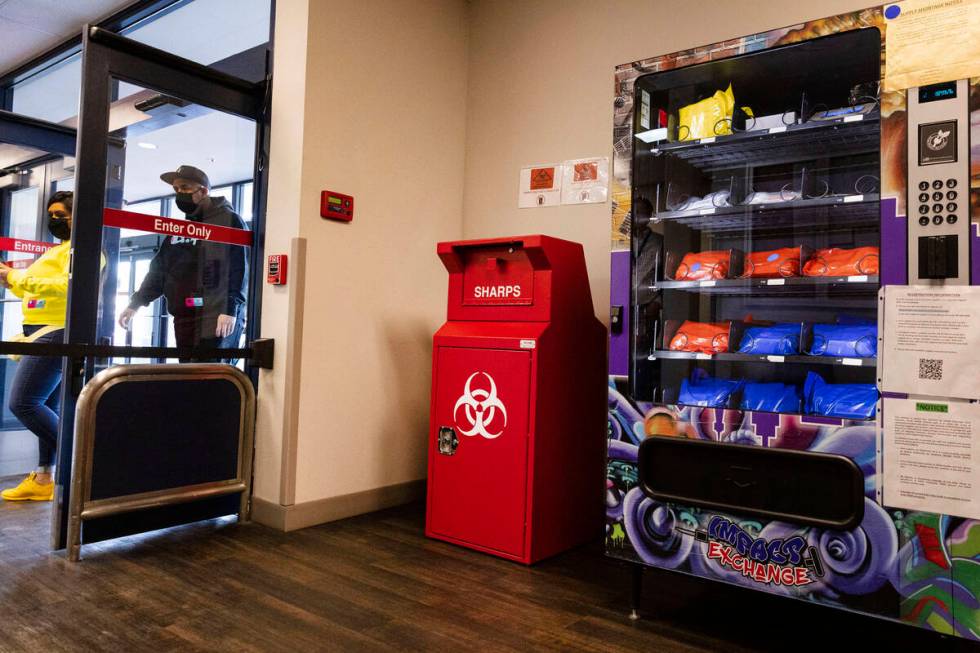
xmin=0 ymin=477 xmax=975 ymax=652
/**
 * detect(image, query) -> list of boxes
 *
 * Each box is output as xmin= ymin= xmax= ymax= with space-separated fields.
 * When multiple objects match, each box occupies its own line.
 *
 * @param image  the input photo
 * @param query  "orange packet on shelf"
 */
xmin=741 ymin=247 xmax=801 ymax=278
xmin=673 ymin=250 xmax=731 ymax=281
xmin=802 ymin=247 xmax=879 ymax=277
xmin=668 ymin=320 xmax=731 ymax=354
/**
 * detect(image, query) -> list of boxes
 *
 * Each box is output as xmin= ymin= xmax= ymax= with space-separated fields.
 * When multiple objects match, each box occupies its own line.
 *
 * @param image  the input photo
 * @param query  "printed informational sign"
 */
xmin=884 ymin=0 xmax=980 ymax=92
xmin=881 ymin=285 xmax=980 ymax=399
xmin=103 ymin=208 xmax=253 ymax=247
xmin=883 ymin=397 xmax=980 ymax=519
xmin=561 ymin=157 xmax=609 ymax=205
xmin=518 ymin=164 xmax=562 ymax=208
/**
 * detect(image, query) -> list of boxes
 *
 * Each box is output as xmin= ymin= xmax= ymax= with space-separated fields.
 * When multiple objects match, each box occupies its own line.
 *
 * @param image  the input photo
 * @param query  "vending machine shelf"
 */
xmin=651 ymin=194 xmax=880 ymax=233
xmin=647 ymin=349 xmax=877 ymax=368
xmin=651 ymin=274 xmax=879 ymax=295
xmin=642 ymin=114 xmax=880 ymax=171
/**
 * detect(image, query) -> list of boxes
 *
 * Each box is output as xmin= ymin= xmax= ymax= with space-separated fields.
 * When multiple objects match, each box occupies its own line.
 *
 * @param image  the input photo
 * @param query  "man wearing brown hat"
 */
xmin=119 ymin=165 xmax=248 ymax=361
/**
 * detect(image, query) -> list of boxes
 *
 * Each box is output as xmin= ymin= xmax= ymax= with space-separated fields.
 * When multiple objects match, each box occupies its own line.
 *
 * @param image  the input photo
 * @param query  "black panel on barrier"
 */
xmin=637 ymin=436 xmax=864 ymax=530
xmin=82 ymin=494 xmax=241 ymax=544
xmin=89 ymin=378 xmax=241 ymax=500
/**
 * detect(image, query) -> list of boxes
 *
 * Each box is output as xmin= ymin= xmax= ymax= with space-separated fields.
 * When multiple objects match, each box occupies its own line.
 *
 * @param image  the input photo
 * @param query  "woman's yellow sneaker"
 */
xmin=1 ymin=472 xmax=53 ymax=501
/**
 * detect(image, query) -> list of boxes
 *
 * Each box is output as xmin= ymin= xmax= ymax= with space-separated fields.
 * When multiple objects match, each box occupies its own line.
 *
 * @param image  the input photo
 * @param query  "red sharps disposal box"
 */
xmin=426 ymin=235 xmax=607 ymax=564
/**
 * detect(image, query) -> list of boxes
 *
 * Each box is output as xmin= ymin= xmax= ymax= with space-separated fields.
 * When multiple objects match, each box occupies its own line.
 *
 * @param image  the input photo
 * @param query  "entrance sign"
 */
xmin=0 ymin=237 xmax=55 ymax=256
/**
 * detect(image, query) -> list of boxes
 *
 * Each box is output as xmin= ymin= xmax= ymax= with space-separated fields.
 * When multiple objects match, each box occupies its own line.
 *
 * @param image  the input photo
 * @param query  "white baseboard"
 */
xmin=251 ymin=479 xmax=425 ymax=532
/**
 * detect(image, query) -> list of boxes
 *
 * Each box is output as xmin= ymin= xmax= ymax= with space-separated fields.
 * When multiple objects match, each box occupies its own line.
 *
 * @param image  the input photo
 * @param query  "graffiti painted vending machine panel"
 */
xmin=607 ymin=5 xmax=980 ymax=640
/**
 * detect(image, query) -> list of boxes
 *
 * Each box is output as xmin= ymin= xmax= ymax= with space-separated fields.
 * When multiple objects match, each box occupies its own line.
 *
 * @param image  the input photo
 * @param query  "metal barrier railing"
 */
xmin=67 ymin=363 xmax=256 ymax=561
xmin=0 ymin=338 xmax=274 ymax=368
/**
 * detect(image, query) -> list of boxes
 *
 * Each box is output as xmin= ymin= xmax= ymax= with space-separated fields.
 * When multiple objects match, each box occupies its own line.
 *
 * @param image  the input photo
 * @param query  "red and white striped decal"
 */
xmin=0 ymin=237 xmax=55 ymax=268
xmin=0 ymin=237 xmax=55 ymax=256
xmin=103 ymin=208 xmax=253 ymax=247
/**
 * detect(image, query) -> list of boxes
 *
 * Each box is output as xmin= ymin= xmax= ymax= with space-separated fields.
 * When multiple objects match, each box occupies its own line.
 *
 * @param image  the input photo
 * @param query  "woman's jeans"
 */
xmin=8 ymin=326 xmax=63 ymax=468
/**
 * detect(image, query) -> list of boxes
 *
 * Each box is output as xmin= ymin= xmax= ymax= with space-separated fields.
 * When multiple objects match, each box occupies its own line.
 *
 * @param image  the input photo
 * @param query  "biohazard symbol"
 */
xmin=530 ymin=167 xmax=555 ymax=191
xmin=453 ymin=372 xmax=507 ymax=439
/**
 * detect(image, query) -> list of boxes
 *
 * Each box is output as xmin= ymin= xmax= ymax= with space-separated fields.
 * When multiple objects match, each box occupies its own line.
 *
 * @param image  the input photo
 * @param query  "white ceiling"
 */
xmin=0 ymin=0 xmax=265 ymax=203
xmin=0 ymin=0 xmax=136 ymax=76
xmin=122 ymin=108 xmax=257 ymax=203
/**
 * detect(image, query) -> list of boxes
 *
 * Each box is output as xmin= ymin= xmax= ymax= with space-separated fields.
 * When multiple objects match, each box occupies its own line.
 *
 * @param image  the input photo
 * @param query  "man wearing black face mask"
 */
xmin=118 ymin=165 xmax=248 ymax=361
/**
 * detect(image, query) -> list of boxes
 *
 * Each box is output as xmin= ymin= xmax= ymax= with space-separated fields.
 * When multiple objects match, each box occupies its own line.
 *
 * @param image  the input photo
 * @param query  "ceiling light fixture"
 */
xmin=137 ymin=142 xmax=157 ymax=149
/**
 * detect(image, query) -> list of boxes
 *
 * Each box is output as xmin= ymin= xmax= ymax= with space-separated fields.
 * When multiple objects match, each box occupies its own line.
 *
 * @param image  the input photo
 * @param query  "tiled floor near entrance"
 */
xmin=0 ymin=475 xmax=974 ymax=652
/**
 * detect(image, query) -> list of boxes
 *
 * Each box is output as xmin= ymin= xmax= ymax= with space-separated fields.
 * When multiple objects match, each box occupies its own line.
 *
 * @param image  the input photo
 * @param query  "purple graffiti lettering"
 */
xmin=751 ymin=412 xmax=781 ymax=447
xmin=781 ymin=537 xmax=806 ymax=566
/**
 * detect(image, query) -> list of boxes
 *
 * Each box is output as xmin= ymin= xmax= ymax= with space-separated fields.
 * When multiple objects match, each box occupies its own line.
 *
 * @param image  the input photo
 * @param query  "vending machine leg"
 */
xmin=629 ymin=564 xmax=643 ymax=621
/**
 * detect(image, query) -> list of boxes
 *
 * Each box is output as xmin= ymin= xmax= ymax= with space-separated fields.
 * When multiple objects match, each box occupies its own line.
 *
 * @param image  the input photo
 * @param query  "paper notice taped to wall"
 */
xmin=884 ymin=0 xmax=980 ymax=92
xmin=881 ymin=285 xmax=980 ymax=400
xmin=883 ymin=397 xmax=980 ymax=519
xmin=518 ymin=164 xmax=562 ymax=208
xmin=561 ymin=157 xmax=609 ymax=205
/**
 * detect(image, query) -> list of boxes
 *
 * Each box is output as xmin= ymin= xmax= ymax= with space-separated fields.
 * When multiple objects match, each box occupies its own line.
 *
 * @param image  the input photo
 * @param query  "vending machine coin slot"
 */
xmin=918 ymin=234 xmax=959 ymax=280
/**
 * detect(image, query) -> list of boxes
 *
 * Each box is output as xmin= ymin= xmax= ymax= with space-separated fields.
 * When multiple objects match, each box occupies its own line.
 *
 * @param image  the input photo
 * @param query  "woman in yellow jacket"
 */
xmin=0 ymin=191 xmax=74 ymax=501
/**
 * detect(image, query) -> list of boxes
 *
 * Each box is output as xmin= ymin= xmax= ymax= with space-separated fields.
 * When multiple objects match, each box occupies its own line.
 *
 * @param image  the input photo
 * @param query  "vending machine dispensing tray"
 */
xmin=637 ymin=436 xmax=865 ymax=530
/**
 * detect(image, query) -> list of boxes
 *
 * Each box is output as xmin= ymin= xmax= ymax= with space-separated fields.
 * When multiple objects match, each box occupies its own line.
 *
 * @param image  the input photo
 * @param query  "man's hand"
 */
xmin=119 ymin=307 xmax=137 ymax=330
xmin=216 ymin=313 xmax=236 ymax=338
xmin=0 ymin=263 xmax=12 ymax=289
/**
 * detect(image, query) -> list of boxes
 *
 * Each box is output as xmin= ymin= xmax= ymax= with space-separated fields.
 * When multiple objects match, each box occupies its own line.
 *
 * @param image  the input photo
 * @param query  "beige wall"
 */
xmin=462 ymin=0 xmax=874 ymax=323
xmin=255 ymin=0 xmax=467 ymax=514
xmin=256 ymin=0 xmax=876 ymax=524
xmin=253 ymin=0 xmax=311 ymax=504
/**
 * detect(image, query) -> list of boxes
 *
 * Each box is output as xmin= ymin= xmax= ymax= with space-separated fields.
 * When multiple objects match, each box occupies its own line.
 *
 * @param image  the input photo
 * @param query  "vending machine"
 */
xmin=606 ymin=4 xmax=980 ymax=640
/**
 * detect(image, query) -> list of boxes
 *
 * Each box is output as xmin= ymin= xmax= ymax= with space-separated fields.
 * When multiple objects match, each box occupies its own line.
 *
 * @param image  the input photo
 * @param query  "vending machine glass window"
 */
xmin=630 ymin=29 xmax=881 ymax=421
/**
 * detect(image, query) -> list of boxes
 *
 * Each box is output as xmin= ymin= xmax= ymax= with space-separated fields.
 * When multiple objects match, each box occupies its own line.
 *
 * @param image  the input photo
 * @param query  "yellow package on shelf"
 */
xmin=678 ymin=84 xmax=736 ymax=141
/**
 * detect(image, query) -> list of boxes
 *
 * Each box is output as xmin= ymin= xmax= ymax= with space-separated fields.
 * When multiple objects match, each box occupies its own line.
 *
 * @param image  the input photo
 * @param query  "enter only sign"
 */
xmin=103 ymin=209 xmax=253 ymax=247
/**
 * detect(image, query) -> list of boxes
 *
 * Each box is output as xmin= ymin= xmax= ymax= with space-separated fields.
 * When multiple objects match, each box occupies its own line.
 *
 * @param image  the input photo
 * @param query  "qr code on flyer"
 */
xmin=918 ymin=358 xmax=943 ymax=381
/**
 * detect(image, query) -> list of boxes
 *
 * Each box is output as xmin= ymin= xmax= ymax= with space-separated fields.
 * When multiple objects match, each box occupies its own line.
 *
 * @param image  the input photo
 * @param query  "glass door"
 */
xmin=53 ymin=26 xmax=268 ymax=549
xmin=0 ymin=112 xmax=76 ymax=497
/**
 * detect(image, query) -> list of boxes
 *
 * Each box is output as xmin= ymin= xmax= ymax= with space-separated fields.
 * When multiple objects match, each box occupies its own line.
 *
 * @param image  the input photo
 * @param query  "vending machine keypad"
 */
xmin=907 ymin=80 xmax=970 ymax=283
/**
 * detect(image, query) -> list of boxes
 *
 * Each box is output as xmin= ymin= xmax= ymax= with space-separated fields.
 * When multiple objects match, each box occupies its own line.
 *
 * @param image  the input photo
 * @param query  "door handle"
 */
xmin=610 ymin=305 xmax=623 ymax=334
xmin=438 ymin=426 xmax=459 ymax=456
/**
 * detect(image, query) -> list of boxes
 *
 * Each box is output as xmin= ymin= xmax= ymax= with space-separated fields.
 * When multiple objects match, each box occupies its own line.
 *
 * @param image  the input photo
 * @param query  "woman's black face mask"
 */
xmin=47 ymin=214 xmax=71 ymax=240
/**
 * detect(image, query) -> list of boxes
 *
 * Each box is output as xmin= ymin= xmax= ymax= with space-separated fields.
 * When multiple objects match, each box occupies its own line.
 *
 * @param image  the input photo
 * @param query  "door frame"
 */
xmin=53 ymin=25 xmax=270 ymax=549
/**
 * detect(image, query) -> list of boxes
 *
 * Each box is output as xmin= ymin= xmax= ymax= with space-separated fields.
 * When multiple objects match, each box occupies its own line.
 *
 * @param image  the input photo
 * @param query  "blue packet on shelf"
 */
xmin=678 ymin=375 xmax=743 ymax=408
xmin=737 ymin=323 xmax=801 ymax=355
xmin=739 ymin=382 xmax=801 ymax=413
xmin=803 ymin=372 xmax=877 ymax=419
xmin=808 ymin=323 xmax=877 ymax=358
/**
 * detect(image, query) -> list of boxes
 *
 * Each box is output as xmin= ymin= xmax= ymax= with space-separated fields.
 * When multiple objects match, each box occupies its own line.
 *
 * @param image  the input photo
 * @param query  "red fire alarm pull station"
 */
xmin=320 ymin=190 xmax=353 ymax=222
xmin=267 ymin=254 xmax=287 ymax=285
xmin=426 ymin=235 xmax=607 ymax=564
